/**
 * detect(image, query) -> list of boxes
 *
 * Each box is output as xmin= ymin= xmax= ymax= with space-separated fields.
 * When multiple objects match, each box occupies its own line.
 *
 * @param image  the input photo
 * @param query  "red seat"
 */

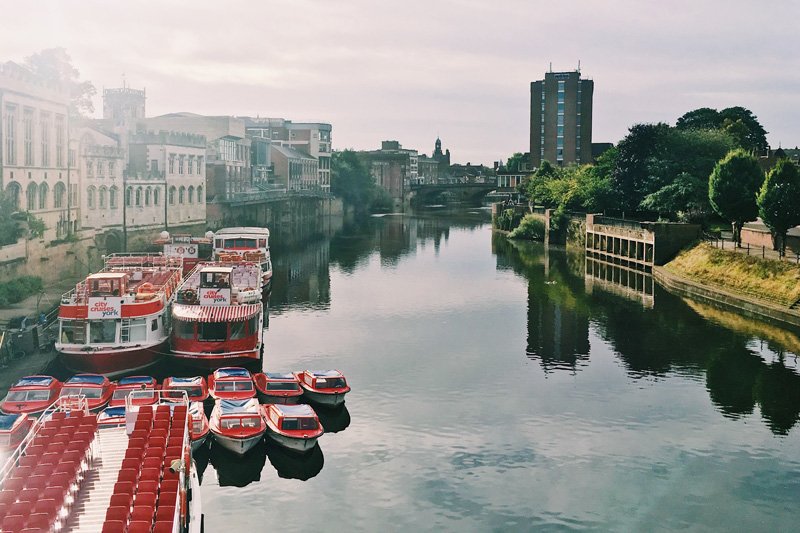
xmin=109 ymin=493 xmax=132 ymax=509
xmin=2 ymin=514 xmax=27 ymax=533
xmin=150 ymin=428 xmax=168 ymax=439
xmin=140 ymin=468 xmax=161 ymax=481
xmin=159 ymin=490 xmax=178 ymax=507
xmin=26 ymin=476 xmax=48 ymax=492
xmin=11 ymin=466 xmax=32 ymax=480
xmin=51 ymin=411 xmax=67 ymax=421
xmin=40 ymin=452 xmax=60 ymax=466
xmin=153 ymin=419 xmax=170 ymax=430
xmin=138 ymin=480 xmax=158 ymax=494
xmin=51 ymin=434 xmax=70 ymax=446
xmin=0 ymin=490 xmax=19 ymax=506
xmin=113 ymin=481 xmax=134 ymax=496
xmin=105 ymin=506 xmax=129 ymax=522
xmin=68 ymin=410 xmax=85 ymax=419
xmin=134 ymin=492 xmax=157 ymax=507
xmin=162 ymin=467 xmax=179 ymax=481
xmin=165 ymin=446 xmax=181 ymax=460
xmin=32 ymin=499 xmax=58 ymax=516
xmin=130 ymin=430 xmax=149 ymax=440
xmin=131 ymin=504 xmax=155 ymax=522
xmin=53 ymin=461 xmax=79 ymax=480
xmin=18 ymin=455 xmax=38 ymax=469
xmin=161 ymin=479 xmax=178 ymax=493
xmin=129 ymin=437 xmax=146 ymax=449
xmin=61 ymin=450 xmax=84 ymax=465
xmin=41 ymin=487 xmax=65 ymax=502
xmin=17 ymin=488 xmax=39 ymax=503
xmin=155 ymin=405 xmax=170 ymax=416
xmin=0 ymin=501 xmax=7 ymax=520
xmin=65 ymin=441 xmax=87 ymax=454
xmin=144 ymin=448 xmax=164 ymax=461
xmin=24 ymin=445 xmax=46 ymax=458
xmin=128 ymin=520 xmax=153 ymax=533
xmin=125 ymin=448 xmax=144 ymax=460
xmin=8 ymin=501 xmax=32 ymax=518
xmin=154 ymin=521 xmax=174 ymax=533
xmin=5 ymin=477 xmax=25 ymax=493
xmin=121 ymin=458 xmax=141 ymax=471
xmin=101 ymin=520 xmax=126 ymax=533
xmin=148 ymin=436 xmax=167 ymax=448
xmin=117 ymin=468 xmax=138 ymax=484
xmin=143 ymin=457 xmax=162 ymax=470
xmin=155 ymin=505 xmax=176 ymax=522
xmin=50 ymin=470 xmax=75 ymax=488
xmin=38 ymin=427 xmax=57 ymax=439
xmin=23 ymin=513 xmax=50 ymax=530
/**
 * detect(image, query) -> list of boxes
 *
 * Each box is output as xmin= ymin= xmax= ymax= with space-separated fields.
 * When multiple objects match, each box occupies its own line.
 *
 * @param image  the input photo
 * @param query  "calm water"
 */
xmin=139 ymin=210 xmax=800 ymax=530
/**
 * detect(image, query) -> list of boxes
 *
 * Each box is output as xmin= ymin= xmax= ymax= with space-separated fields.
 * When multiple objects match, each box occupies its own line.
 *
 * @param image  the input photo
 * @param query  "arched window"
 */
xmin=87 ymin=186 xmax=96 ymax=209
xmin=38 ymin=182 xmax=49 ymax=210
xmin=188 ymin=186 xmax=194 ymax=204
xmin=26 ymin=182 xmax=37 ymax=211
xmin=53 ymin=182 xmax=66 ymax=208
xmin=153 ymin=188 xmax=160 ymax=206
xmin=169 ymin=186 xmax=176 ymax=205
xmin=197 ymin=186 xmax=203 ymax=204
xmin=135 ymin=187 xmax=142 ymax=206
xmin=110 ymin=186 xmax=119 ymax=209
xmin=99 ymin=186 xmax=107 ymax=208
xmin=179 ymin=186 xmax=185 ymax=204
xmin=145 ymin=187 xmax=152 ymax=206
xmin=125 ymin=186 xmax=133 ymax=207
xmin=6 ymin=182 xmax=21 ymax=211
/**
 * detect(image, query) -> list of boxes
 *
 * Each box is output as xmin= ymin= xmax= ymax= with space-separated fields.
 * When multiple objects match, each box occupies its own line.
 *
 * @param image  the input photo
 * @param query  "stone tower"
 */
xmin=103 ymin=86 xmax=146 ymax=131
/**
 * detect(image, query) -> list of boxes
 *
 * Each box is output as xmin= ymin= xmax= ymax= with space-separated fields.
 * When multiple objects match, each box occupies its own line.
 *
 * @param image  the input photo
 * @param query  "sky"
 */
xmin=2 ymin=0 xmax=798 ymax=165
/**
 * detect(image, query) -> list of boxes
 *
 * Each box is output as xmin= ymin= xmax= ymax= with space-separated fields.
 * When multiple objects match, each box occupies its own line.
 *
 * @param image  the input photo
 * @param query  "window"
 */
xmin=110 ymin=186 xmax=118 ymax=209
xmin=135 ymin=187 xmax=142 ymax=206
xmin=169 ymin=186 xmax=176 ymax=205
xmin=169 ymin=155 xmax=175 ymax=174
xmin=87 ymin=160 xmax=94 ymax=177
xmin=198 ymin=156 xmax=203 ymax=173
xmin=55 ymin=115 xmax=65 ymax=167
xmin=5 ymin=105 xmax=17 ymax=165
xmin=197 ymin=186 xmax=203 ymax=203
xmin=125 ymin=186 xmax=133 ymax=207
xmin=59 ymin=320 xmax=86 ymax=344
xmin=23 ymin=108 xmax=33 ymax=166
xmin=145 ymin=187 xmax=152 ymax=206
xmin=230 ymin=321 xmax=246 ymax=340
xmin=26 ymin=182 xmax=37 ymax=211
xmin=179 ymin=186 xmax=185 ymax=204
xmin=179 ymin=156 xmax=184 ymax=175
xmin=108 ymin=161 xmax=115 ymax=178
xmin=153 ymin=187 xmax=160 ymax=205
xmin=99 ymin=186 xmax=107 ymax=208
xmin=40 ymin=112 xmax=50 ymax=166
xmin=199 ymin=322 xmax=227 ymax=342
xmin=89 ymin=320 xmax=116 ymax=343
xmin=87 ymin=186 xmax=96 ymax=209
xmin=120 ymin=318 xmax=147 ymax=343
xmin=150 ymin=159 xmax=159 ymax=173
xmin=246 ymin=315 xmax=258 ymax=335
xmin=70 ymin=183 xmax=78 ymax=208
xmin=151 ymin=319 xmax=158 ymax=331
xmin=97 ymin=160 xmax=104 ymax=177
xmin=188 ymin=156 xmax=194 ymax=174
xmin=188 ymin=186 xmax=194 ymax=204
xmin=54 ymin=182 xmax=66 ymax=208
xmin=39 ymin=182 xmax=48 ymax=210
xmin=6 ymin=182 xmax=20 ymax=211
xmin=175 ymin=320 xmax=195 ymax=339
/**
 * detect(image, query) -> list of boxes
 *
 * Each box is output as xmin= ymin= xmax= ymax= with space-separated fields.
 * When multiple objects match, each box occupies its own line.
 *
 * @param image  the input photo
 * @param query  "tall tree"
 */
xmin=25 ymin=48 xmax=96 ymax=118
xmin=611 ymin=123 xmax=671 ymax=213
xmin=757 ymin=159 xmax=800 ymax=253
xmin=676 ymin=108 xmax=721 ymax=130
xmin=719 ymin=106 xmax=768 ymax=154
xmin=504 ymin=152 xmax=527 ymax=172
xmin=709 ymin=149 xmax=763 ymax=245
xmin=331 ymin=150 xmax=378 ymax=212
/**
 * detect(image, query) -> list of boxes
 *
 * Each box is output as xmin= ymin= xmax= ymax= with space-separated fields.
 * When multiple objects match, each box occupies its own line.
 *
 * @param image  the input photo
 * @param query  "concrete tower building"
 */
xmin=530 ymin=70 xmax=593 ymax=167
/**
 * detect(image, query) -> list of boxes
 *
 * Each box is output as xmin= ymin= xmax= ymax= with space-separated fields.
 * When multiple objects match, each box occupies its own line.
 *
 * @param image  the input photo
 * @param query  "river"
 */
xmin=196 ymin=208 xmax=800 ymax=531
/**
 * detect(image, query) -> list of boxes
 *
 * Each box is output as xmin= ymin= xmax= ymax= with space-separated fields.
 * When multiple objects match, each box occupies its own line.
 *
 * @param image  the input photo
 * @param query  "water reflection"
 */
xmin=265 ymin=441 xmax=324 ymax=481
xmin=208 ymin=439 xmax=268 ymax=487
xmin=316 ymin=404 xmax=351 ymax=434
xmin=269 ymin=237 xmax=331 ymax=314
xmin=585 ymin=257 xmax=654 ymax=308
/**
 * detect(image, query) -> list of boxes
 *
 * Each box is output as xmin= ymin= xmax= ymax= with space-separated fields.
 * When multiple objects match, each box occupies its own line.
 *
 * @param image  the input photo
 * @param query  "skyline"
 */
xmin=2 ymin=0 xmax=798 ymax=164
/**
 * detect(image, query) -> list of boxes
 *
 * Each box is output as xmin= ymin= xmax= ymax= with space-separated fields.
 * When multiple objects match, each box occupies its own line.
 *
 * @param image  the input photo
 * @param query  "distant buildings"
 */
xmin=358 ymin=140 xmax=420 ymax=202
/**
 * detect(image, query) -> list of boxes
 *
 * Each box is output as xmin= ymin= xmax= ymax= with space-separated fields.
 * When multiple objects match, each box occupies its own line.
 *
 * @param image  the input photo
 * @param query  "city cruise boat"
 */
xmin=211 ymin=227 xmax=273 ymax=289
xmin=170 ymin=263 xmax=264 ymax=368
xmin=162 ymin=376 xmax=210 ymax=403
xmin=254 ymin=372 xmax=303 ymax=404
xmin=208 ymin=367 xmax=256 ymax=401
xmin=108 ymin=375 xmax=158 ymax=407
xmin=189 ymin=401 xmax=210 ymax=452
xmin=56 ymin=254 xmax=182 ymax=375
xmin=0 ymin=376 xmax=62 ymax=415
xmin=262 ymin=403 xmax=324 ymax=453
xmin=294 ymin=370 xmax=351 ymax=407
xmin=208 ymin=398 xmax=266 ymax=456
xmin=153 ymin=231 xmax=213 ymax=276
xmin=0 ymin=413 xmax=33 ymax=450
xmin=0 ymin=393 xmax=203 ymax=532
xmin=59 ymin=374 xmax=115 ymax=412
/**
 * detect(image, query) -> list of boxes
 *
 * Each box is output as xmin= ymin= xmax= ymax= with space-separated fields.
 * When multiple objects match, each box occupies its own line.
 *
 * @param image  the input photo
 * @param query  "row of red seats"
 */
xmin=102 ymin=404 xmax=188 ymax=533
xmin=0 ymin=410 xmax=97 ymax=533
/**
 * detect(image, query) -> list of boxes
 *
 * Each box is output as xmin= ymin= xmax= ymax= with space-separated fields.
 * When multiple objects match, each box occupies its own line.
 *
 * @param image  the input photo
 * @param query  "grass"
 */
xmin=665 ymin=242 xmax=800 ymax=307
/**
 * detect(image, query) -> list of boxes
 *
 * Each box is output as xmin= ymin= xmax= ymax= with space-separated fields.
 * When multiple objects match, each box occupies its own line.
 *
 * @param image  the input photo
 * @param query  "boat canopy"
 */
xmin=0 ymin=414 xmax=22 ymax=430
xmin=220 ymin=399 xmax=255 ymax=414
xmin=98 ymin=406 xmax=126 ymax=421
xmin=216 ymin=368 xmax=251 ymax=378
xmin=173 ymin=303 xmax=261 ymax=323
xmin=310 ymin=370 xmax=344 ymax=378
xmin=274 ymin=404 xmax=316 ymax=417
xmin=170 ymin=377 xmax=204 ymax=385
xmin=118 ymin=376 xmax=154 ymax=386
xmin=67 ymin=375 xmax=106 ymax=385
xmin=265 ymin=372 xmax=295 ymax=380
xmin=14 ymin=376 xmax=55 ymax=387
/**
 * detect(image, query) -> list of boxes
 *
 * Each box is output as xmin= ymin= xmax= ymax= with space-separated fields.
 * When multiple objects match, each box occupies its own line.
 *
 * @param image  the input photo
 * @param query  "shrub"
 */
xmin=508 ymin=214 xmax=546 ymax=240
xmin=496 ymin=208 xmax=523 ymax=231
xmin=0 ymin=276 xmax=44 ymax=307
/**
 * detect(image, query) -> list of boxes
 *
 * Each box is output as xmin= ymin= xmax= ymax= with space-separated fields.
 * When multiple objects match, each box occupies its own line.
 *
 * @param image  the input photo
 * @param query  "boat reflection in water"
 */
xmin=265 ymin=440 xmax=324 ymax=481
xmin=315 ymin=404 xmax=351 ymax=434
xmin=209 ymin=438 xmax=268 ymax=487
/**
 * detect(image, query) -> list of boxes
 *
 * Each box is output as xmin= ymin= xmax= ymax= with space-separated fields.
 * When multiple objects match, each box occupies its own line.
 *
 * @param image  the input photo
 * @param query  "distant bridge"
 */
xmin=407 ymin=182 xmax=498 ymax=206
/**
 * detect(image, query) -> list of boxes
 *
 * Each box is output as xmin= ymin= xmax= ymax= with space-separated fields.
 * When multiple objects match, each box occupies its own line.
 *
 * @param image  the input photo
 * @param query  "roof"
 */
xmin=168 ymin=376 xmax=204 ymax=385
xmin=310 ymin=370 xmax=343 ymax=378
xmin=265 ymin=372 xmax=295 ymax=380
xmin=216 ymin=367 xmax=251 ymax=378
xmin=274 ymin=404 xmax=315 ymax=417
xmin=172 ymin=303 xmax=261 ymax=323
xmin=215 ymin=227 xmax=270 ymax=236
xmin=88 ymin=272 xmax=127 ymax=279
xmin=270 ymin=144 xmax=317 ymax=161
xmin=0 ymin=414 xmax=22 ymax=430
xmin=14 ymin=376 xmax=55 ymax=387
xmin=220 ymin=399 xmax=257 ymax=414
xmin=66 ymin=375 xmax=105 ymax=385
xmin=200 ymin=266 xmax=234 ymax=274
xmin=118 ymin=376 xmax=154 ymax=386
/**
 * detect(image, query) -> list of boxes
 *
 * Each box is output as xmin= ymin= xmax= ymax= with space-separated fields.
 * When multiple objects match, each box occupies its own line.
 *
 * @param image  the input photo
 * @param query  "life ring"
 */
xmin=137 ymin=282 xmax=154 ymax=293
xmin=187 ymin=246 xmax=196 ymax=254
xmin=182 ymin=288 xmax=197 ymax=303
xmin=177 ymin=246 xmax=186 ymax=254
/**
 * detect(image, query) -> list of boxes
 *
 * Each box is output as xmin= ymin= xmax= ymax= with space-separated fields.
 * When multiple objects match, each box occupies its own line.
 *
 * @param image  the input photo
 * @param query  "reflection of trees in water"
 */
xmin=269 ymin=237 xmax=331 ymax=313
xmin=494 ymin=235 xmax=800 ymax=435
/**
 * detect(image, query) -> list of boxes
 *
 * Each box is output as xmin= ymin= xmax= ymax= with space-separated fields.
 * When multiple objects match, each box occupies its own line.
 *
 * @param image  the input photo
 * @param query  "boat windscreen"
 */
xmin=266 ymin=382 xmax=300 ymax=391
xmin=216 ymin=368 xmax=250 ymax=378
xmin=315 ymin=377 xmax=347 ymax=389
xmin=15 ymin=377 xmax=53 ymax=387
xmin=67 ymin=375 xmax=105 ymax=385
xmin=216 ymin=381 xmax=252 ymax=392
xmin=281 ymin=417 xmax=318 ymax=430
xmin=265 ymin=373 xmax=294 ymax=380
xmin=0 ymin=414 xmax=20 ymax=429
xmin=220 ymin=415 xmax=261 ymax=429
xmin=167 ymin=386 xmax=203 ymax=398
xmin=60 ymin=387 xmax=103 ymax=399
xmin=113 ymin=389 xmax=154 ymax=401
xmin=118 ymin=376 xmax=153 ymax=385
xmin=5 ymin=390 xmax=51 ymax=402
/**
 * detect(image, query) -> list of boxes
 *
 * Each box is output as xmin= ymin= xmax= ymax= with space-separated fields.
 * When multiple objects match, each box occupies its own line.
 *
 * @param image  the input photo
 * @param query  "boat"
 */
xmin=162 ymin=376 xmax=210 ymax=402
xmin=170 ymin=263 xmax=264 ymax=368
xmin=254 ymin=372 xmax=303 ymax=404
xmin=108 ymin=375 xmax=158 ymax=407
xmin=294 ymin=370 xmax=351 ymax=407
xmin=189 ymin=401 xmax=210 ymax=452
xmin=59 ymin=374 xmax=115 ymax=411
xmin=211 ymin=227 xmax=273 ymax=290
xmin=0 ymin=375 xmax=62 ymax=416
xmin=207 ymin=367 xmax=256 ymax=401
xmin=208 ymin=398 xmax=266 ymax=456
xmin=262 ymin=403 xmax=324 ymax=453
xmin=153 ymin=231 xmax=213 ymax=276
xmin=0 ymin=413 xmax=33 ymax=450
xmin=55 ymin=254 xmax=183 ymax=375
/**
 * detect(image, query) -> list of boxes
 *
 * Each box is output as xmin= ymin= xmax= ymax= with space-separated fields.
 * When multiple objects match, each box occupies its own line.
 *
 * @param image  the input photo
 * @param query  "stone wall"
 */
xmin=0 ymin=234 xmax=103 ymax=286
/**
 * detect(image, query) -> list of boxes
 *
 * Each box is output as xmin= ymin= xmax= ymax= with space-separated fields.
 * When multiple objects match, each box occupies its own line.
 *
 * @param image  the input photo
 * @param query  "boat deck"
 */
xmin=182 ymin=262 xmax=262 ymax=291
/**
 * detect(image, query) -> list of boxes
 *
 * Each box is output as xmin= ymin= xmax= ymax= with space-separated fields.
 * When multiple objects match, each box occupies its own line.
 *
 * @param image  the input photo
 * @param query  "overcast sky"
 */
xmin=3 ymin=0 xmax=798 ymax=164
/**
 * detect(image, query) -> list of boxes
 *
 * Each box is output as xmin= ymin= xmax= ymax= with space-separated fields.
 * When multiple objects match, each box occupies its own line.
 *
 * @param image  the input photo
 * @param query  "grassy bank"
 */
xmin=665 ymin=242 xmax=800 ymax=307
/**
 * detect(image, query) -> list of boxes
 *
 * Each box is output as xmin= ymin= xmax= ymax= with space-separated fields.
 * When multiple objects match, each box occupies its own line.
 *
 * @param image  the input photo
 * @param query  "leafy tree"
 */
xmin=610 ymin=123 xmax=671 ymax=213
xmin=709 ymin=149 xmax=763 ymax=245
xmin=757 ymin=159 xmax=800 ymax=253
xmin=676 ymin=107 xmax=721 ymax=130
xmin=0 ymin=191 xmax=22 ymax=246
xmin=25 ymin=48 xmax=96 ymax=118
xmin=504 ymin=152 xmax=527 ymax=172
xmin=641 ymin=172 xmax=708 ymax=222
xmin=525 ymin=160 xmax=558 ymax=206
xmin=331 ymin=150 xmax=379 ymax=212
xmin=676 ymin=106 xmax=768 ymax=154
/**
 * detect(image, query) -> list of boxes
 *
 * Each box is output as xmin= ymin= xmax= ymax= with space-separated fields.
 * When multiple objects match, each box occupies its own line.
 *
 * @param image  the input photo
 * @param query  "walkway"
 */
xmin=708 ymin=238 xmax=800 ymax=265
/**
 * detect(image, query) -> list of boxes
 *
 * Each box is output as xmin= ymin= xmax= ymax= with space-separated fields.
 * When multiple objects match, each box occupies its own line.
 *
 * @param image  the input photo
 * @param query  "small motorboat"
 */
xmin=208 ymin=367 xmax=256 ymax=401
xmin=108 ymin=375 xmax=158 ymax=407
xmin=262 ymin=403 xmax=324 ymax=453
xmin=294 ymin=370 xmax=351 ymax=407
xmin=253 ymin=372 xmax=303 ymax=404
xmin=1 ymin=375 xmax=62 ymax=415
xmin=59 ymin=374 xmax=115 ymax=411
xmin=0 ymin=413 xmax=33 ymax=449
xmin=97 ymin=405 xmax=127 ymax=427
xmin=189 ymin=401 xmax=210 ymax=452
xmin=209 ymin=398 xmax=266 ymax=456
xmin=162 ymin=376 xmax=210 ymax=402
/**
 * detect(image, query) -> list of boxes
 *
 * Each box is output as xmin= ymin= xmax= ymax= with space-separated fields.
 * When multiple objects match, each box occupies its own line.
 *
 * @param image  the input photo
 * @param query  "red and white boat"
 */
xmin=1 ymin=376 xmax=62 ymax=416
xmin=189 ymin=401 xmax=210 ymax=452
xmin=262 ymin=403 xmax=324 ymax=453
xmin=208 ymin=398 xmax=266 ymax=456
xmin=294 ymin=370 xmax=351 ymax=407
xmin=170 ymin=263 xmax=264 ymax=368
xmin=108 ymin=375 xmax=158 ymax=407
xmin=254 ymin=372 xmax=303 ymax=404
xmin=0 ymin=413 xmax=33 ymax=450
xmin=207 ymin=367 xmax=256 ymax=401
xmin=162 ymin=376 xmax=210 ymax=402
xmin=211 ymin=227 xmax=273 ymax=289
xmin=154 ymin=231 xmax=212 ymax=276
xmin=56 ymin=254 xmax=182 ymax=375
xmin=58 ymin=374 xmax=115 ymax=411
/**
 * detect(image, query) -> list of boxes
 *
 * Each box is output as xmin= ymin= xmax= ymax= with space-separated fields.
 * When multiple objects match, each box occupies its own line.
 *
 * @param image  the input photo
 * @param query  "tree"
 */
xmin=676 ymin=106 xmax=768 ymax=154
xmin=709 ymin=149 xmax=763 ymax=245
xmin=504 ymin=152 xmax=527 ymax=172
xmin=757 ymin=159 xmax=800 ymax=253
xmin=676 ymin=107 xmax=720 ymax=130
xmin=0 ymin=191 xmax=23 ymax=246
xmin=25 ymin=48 xmax=96 ymax=118
xmin=610 ymin=123 xmax=672 ymax=213
xmin=641 ymin=172 xmax=708 ymax=222
xmin=525 ymin=160 xmax=558 ymax=206
xmin=331 ymin=150 xmax=379 ymax=212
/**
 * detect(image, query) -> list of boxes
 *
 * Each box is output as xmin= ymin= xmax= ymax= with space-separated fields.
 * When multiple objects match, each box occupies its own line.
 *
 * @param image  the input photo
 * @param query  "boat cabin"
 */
xmin=162 ymin=376 xmax=209 ymax=402
xmin=59 ymin=374 xmax=114 ymax=410
xmin=299 ymin=370 xmax=348 ymax=390
xmin=0 ymin=413 xmax=32 ymax=449
xmin=254 ymin=372 xmax=302 ymax=403
xmin=1 ymin=376 xmax=62 ymax=415
xmin=109 ymin=376 xmax=157 ymax=407
xmin=198 ymin=267 xmax=233 ymax=307
xmin=97 ymin=405 xmax=127 ymax=427
xmin=268 ymin=404 xmax=321 ymax=432
xmin=216 ymin=399 xmax=263 ymax=430
xmin=208 ymin=368 xmax=256 ymax=400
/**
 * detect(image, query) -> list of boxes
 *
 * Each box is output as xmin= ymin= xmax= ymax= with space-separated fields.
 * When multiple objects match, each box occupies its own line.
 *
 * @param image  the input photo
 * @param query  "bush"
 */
xmin=0 ymin=276 xmax=43 ymax=307
xmin=496 ymin=208 xmax=523 ymax=231
xmin=508 ymin=214 xmax=546 ymax=240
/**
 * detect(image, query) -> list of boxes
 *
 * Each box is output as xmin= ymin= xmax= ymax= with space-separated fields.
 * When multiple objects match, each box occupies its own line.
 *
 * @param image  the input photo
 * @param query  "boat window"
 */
xmin=216 ymin=382 xmax=234 ymax=392
xmin=22 ymin=390 xmax=50 ymax=401
xmin=151 ymin=319 xmax=158 ymax=331
xmin=246 ymin=316 xmax=258 ymax=336
xmin=4 ymin=391 xmax=27 ymax=402
xmin=230 ymin=321 xmax=246 ymax=340
xmin=224 ymin=238 xmax=257 ymax=249
xmin=112 ymin=389 xmax=154 ymax=401
xmin=60 ymin=320 xmax=87 ymax=344
xmin=315 ymin=377 xmax=346 ymax=389
xmin=199 ymin=322 xmax=227 ymax=342
xmin=258 ymin=239 xmax=266 ymax=248
xmin=282 ymin=417 xmax=318 ymax=430
xmin=192 ymin=419 xmax=204 ymax=433
xmin=60 ymin=387 xmax=102 ymax=399
xmin=266 ymin=382 xmax=300 ymax=391
xmin=90 ymin=278 xmax=121 ymax=297
xmin=175 ymin=320 xmax=195 ymax=340
xmin=89 ymin=320 xmax=116 ymax=344
xmin=234 ymin=381 xmax=253 ymax=391
xmin=121 ymin=318 xmax=147 ymax=343
xmin=169 ymin=386 xmax=202 ymax=398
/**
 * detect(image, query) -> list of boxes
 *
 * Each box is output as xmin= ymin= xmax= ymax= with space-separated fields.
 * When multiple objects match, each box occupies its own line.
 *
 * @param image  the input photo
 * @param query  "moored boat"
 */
xmin=262 ymin=403 xmax=324 ymax=453
xmin=55 ymin=254 xmax=182 ymax=375
xmin=294 ymin=370 xmax=351 ymax=407
xmin=162 ymin=376 xmax=210 ymax=402
xmin=211 ymin=227 xmax=273 ymax=289
xmin=209 ymin=398 xmax=266 ymax=456
xmin=59 ymin=374 xmax=114 ymax=411
xmin=208 ymin=367 xmax=256 ymax=401
xmin=189 ymin=401 xmax=210 ymax=452
xmin=0 ymin=376 xmax=62 ymax=415
xmin=254 ymin=372 xmax=303 ymax=404
xmin=0 ymin=413 xmax=33 ymax=450
xmin=108 ymin=375 xmax=157 ymax=407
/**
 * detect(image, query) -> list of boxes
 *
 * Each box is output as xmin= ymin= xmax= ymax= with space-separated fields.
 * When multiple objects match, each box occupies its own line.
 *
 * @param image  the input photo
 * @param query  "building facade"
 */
xmin=530 ymin=70 xmax=593 ymax=167
xmin=270 ymin=144 xmax=319 ymax=191
xmin=75 ymin=126 xmax=125 ymax=232
xmin=358 ymin=141 xmax=419 ymax=201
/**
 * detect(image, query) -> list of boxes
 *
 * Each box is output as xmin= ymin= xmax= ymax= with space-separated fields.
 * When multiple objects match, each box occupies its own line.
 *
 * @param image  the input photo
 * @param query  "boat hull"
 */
xmin=170 ymin=349 xmax=260 ymax=370
xmin=266 ymin=430 xmax=318 ymax=453
xmin=58 ymin=341 xmax=166 ymax=376
xmin=301 ymin=389 xmax=347 ymax=407
xmin=191 ymin=434 xmax=209 ymax=452
xmin=211 ymin=431 xmax=264 ymax=456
